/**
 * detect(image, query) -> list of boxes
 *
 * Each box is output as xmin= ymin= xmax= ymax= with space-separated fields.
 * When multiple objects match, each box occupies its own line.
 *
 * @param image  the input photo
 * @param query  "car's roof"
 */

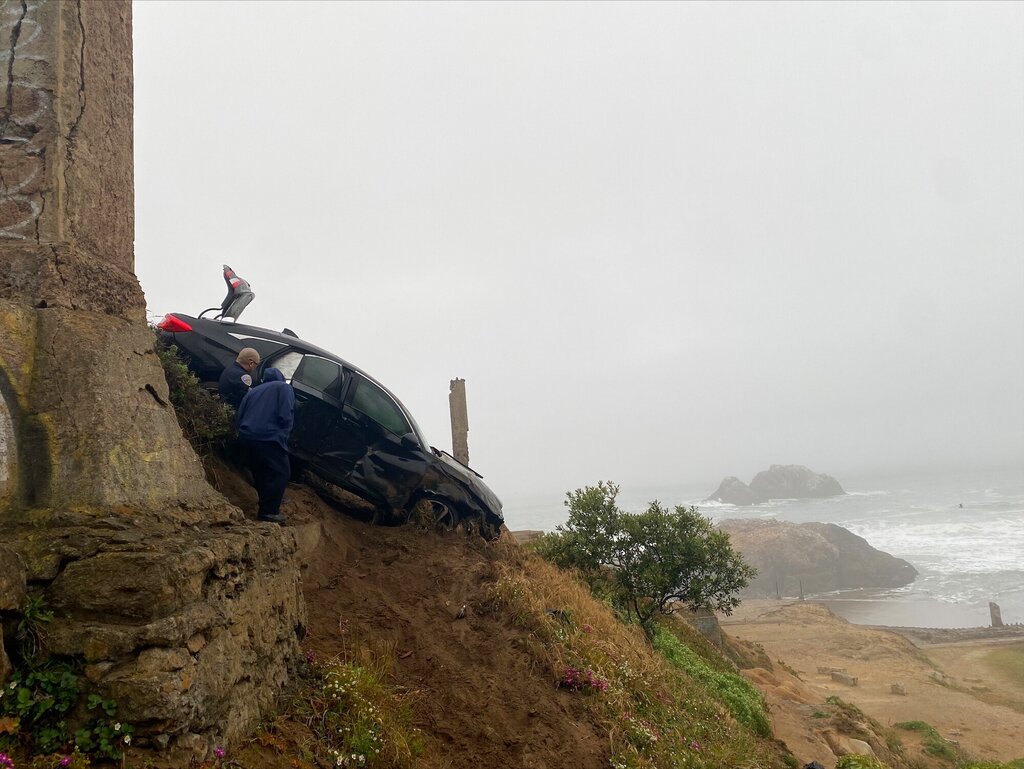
xmin=180 ymin=313 xmax=402 ymax=402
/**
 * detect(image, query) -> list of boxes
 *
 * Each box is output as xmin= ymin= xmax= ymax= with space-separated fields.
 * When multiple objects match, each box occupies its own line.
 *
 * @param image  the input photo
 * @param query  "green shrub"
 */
xmin=0 ymin=661 xmax=132 ymax=759
xmin=534 ymin=482 xmax=755 ymax=636
xmin=155 ymin=337 xmax=235 ymax=453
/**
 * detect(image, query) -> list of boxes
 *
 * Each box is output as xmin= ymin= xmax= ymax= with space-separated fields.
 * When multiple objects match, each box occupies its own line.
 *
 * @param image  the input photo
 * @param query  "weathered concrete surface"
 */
xmin=0 ymin=1 xmax=306 ymax=754
xmin=449 ymin=377 xmax=470 ymax=466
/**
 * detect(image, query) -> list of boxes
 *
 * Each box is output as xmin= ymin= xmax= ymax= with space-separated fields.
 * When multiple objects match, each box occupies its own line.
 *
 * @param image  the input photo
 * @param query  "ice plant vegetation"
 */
xmin=559 ymin=666 xmax=609 ymax=692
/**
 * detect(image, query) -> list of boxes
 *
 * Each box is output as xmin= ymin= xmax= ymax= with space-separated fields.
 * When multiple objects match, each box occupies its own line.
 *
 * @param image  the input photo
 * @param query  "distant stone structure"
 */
xmin=990 ymin=601 xmax=1003 ymax=627
xmin=1 ymin=2 xmax=303 ymax=758
xmin=831 ymin=671 xmax=859 ymax=686
xmin=709 ymin=464 xmax=845 ymax=505
xmin=449 ymin=377 xmax=470 ymax=465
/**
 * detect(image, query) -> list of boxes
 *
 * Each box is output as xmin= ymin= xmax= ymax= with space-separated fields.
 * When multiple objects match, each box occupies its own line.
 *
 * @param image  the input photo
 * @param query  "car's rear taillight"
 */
xmin=156 ymin=314 xmax=193 ymax=333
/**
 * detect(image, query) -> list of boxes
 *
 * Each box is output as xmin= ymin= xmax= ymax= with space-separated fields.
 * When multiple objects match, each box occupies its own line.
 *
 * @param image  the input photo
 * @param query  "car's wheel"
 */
xmin=421 ymin=497 xmax=458 ymax=531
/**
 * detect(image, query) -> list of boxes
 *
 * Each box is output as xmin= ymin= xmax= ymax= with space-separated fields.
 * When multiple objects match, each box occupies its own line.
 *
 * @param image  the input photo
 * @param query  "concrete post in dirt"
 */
xmin=0 ymin=2 xmax=304 ymax=757
xmin=989 ymin=602 xmax=1003 ymax=627
xmin=449 ymin=377 xmax=470 ymax=465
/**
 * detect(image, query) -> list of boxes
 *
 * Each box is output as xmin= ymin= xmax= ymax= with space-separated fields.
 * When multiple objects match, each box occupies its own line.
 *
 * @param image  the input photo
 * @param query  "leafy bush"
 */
xmin=0 ymin=661 xmax=132 ymax=760
xmin=534 ymin=482 xmax=755 ymax=635
xmin=155 ymin=337 xmax=235 ymax=453
xmin=1 ymin=594 xmax=133 ymax=761
xmin=652 ymin=625 xmax=771 ymax=737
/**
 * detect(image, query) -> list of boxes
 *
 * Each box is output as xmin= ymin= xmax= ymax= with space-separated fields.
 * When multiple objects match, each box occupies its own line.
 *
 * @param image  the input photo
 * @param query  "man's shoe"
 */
xmin=257 ymin=513 xmax=286 ymax=524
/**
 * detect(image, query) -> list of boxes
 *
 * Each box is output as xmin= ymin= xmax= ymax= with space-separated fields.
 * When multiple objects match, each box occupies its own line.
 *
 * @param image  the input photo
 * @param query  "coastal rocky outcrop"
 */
xmin=710 ymin=465 xmax=845 ymax=505
xmin=718 ymin=518 xmax=918 ymax=597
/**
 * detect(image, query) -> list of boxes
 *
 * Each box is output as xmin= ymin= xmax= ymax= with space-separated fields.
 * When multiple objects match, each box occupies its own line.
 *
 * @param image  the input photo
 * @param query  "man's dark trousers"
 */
xmin=241 ymin=438 xmax=290 ymax=517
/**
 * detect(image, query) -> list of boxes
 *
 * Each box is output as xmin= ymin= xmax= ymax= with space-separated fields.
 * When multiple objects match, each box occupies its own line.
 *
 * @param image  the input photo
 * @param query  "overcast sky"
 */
xmin=133 ymin=1 xmax=1023 ymax=514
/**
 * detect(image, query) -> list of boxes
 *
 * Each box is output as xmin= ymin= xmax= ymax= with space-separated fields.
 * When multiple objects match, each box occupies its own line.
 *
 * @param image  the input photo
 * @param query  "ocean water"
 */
xmin=503 ymin=468 xmax=1024 ymax=628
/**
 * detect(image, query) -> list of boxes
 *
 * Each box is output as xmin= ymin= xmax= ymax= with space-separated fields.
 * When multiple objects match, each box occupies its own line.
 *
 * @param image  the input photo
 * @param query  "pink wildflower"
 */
xmin=59 ymin=758 xmax=72 ymax=768
xmin=214 ymin=747 xmax=227 ymax=759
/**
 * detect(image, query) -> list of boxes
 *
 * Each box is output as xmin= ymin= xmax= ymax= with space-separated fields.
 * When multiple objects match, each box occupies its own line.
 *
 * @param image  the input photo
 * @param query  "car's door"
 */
xmin=261 ymin=350 xmax=344 ymax=465
xmin=333 ymin=373 xmax=429 ymax=510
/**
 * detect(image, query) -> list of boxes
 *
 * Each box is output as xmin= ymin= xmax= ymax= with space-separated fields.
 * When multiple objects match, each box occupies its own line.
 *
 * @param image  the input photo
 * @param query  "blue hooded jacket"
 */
xmin=236 ymin=368 xmax=295 ymax=449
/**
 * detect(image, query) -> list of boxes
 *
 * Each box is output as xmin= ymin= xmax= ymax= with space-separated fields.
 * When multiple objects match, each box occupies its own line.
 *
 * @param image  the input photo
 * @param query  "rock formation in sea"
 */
xmin=718 ymin=518 xmax=918 ymax=597
xmin=709 ymin=464 xmax=845 ymax=505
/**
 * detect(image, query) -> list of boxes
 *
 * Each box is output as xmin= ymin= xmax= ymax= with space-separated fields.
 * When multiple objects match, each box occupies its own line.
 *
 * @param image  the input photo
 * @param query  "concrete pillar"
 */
xmin=0 ymin=3 xmax=304 ymax=757
xmin=990 ymin=602 xmax=1003 ymax=627
xmin=1 ymin=0 xmax=211 ymax=512
xmin=449 ymin=377 xmax=469 ymax=465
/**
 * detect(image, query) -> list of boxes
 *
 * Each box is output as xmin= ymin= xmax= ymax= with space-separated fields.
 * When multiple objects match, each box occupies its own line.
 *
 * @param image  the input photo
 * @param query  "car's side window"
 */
xmin=294 ymin=355 xmax=343 ymax=398
xmin=351 ymin=379 xmax=411 ymax=437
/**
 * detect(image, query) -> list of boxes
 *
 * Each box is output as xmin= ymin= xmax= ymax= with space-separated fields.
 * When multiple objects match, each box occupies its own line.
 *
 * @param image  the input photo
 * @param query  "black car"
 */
xmin=156 ymin=276 xmax=503 ymax=537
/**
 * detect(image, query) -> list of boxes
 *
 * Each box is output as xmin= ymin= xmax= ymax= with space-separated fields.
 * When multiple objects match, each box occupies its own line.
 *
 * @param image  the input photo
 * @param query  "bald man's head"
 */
xmin=236 ymin=348 xmax=260 ymax=372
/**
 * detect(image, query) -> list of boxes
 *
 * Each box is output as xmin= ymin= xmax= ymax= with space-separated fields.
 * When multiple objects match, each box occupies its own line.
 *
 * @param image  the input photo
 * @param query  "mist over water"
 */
xmin=504 ymin=467 xmax=1024 ymax=628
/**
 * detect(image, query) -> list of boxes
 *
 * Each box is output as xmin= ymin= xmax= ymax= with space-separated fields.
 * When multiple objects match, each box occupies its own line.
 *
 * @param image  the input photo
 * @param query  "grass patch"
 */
xmin=288 ymin=644 xmax=423 ymax=769
xmin=835 ymin=756 xmax=888 ymax=769
xmin=894 ymin=720 xmax=967 ymax=763
xmin=651 ymin=624 xmax=771 ymax=737
xmin=487 ymin=546 xmax=789 ymax=769
xmin=980 ymin=643 xmax=1024 ymax=689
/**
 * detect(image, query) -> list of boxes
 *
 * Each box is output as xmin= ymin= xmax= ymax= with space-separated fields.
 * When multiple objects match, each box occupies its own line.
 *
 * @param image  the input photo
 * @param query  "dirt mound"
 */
xmin=212 ymin=464 xmax=608 ymax=768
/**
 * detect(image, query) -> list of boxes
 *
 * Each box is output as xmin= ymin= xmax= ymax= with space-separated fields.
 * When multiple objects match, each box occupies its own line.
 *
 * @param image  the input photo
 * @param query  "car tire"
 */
xmin=421 ymin=497 xmax=458 ymax=532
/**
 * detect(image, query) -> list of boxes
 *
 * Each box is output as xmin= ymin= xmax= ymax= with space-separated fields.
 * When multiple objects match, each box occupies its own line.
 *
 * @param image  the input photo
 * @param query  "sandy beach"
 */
xmin=721 ymin=599 xmax=1024 ymax=767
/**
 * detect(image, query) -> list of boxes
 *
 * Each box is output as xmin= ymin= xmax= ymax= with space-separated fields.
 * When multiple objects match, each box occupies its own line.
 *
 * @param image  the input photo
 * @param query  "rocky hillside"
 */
xmin=718 ymin=518 xmax=918 ymax=597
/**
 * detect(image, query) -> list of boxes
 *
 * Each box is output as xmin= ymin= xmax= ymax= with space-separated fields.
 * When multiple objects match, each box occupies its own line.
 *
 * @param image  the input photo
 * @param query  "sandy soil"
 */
xmin=721 ymin=599 xmax=1024 ymax=767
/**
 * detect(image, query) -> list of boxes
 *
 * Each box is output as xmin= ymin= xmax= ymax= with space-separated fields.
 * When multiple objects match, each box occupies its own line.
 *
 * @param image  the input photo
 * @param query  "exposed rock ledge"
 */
xmin=709 ymin=464 xmax=845 ymax=505
xmin=718 ymin=518 xmax=918 ymax=597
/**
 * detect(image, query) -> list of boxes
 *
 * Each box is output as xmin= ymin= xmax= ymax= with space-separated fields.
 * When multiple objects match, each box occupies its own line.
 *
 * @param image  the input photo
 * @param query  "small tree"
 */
xmin=535 ymin=482 xmax=755 ymax=635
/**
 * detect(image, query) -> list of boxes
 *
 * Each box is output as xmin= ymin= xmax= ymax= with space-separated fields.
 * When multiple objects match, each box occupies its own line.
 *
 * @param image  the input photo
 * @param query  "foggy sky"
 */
xmin=133 ymin=1 xmax=1024 ymax=509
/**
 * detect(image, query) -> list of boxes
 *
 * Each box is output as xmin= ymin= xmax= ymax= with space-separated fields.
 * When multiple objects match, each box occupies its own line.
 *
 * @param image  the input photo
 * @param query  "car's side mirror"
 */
xmin=400 ymin=433 xmax=420 ymax=451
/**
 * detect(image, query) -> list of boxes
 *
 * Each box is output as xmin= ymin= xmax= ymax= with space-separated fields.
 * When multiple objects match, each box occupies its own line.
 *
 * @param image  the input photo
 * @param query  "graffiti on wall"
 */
xmin=0 ymin=389 xmax=13 ymax=501
xmin=1 ymin=0 xmax=51 ymax=241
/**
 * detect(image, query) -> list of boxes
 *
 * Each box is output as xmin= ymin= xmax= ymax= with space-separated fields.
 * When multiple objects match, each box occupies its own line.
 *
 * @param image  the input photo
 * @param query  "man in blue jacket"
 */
xmin=236 ymin=367 xmax=294 ymax=523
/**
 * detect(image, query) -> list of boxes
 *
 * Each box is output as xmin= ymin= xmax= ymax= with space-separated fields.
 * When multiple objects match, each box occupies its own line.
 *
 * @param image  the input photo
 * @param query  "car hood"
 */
xmin=432 ymin=449 xmax=504 ymax=522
